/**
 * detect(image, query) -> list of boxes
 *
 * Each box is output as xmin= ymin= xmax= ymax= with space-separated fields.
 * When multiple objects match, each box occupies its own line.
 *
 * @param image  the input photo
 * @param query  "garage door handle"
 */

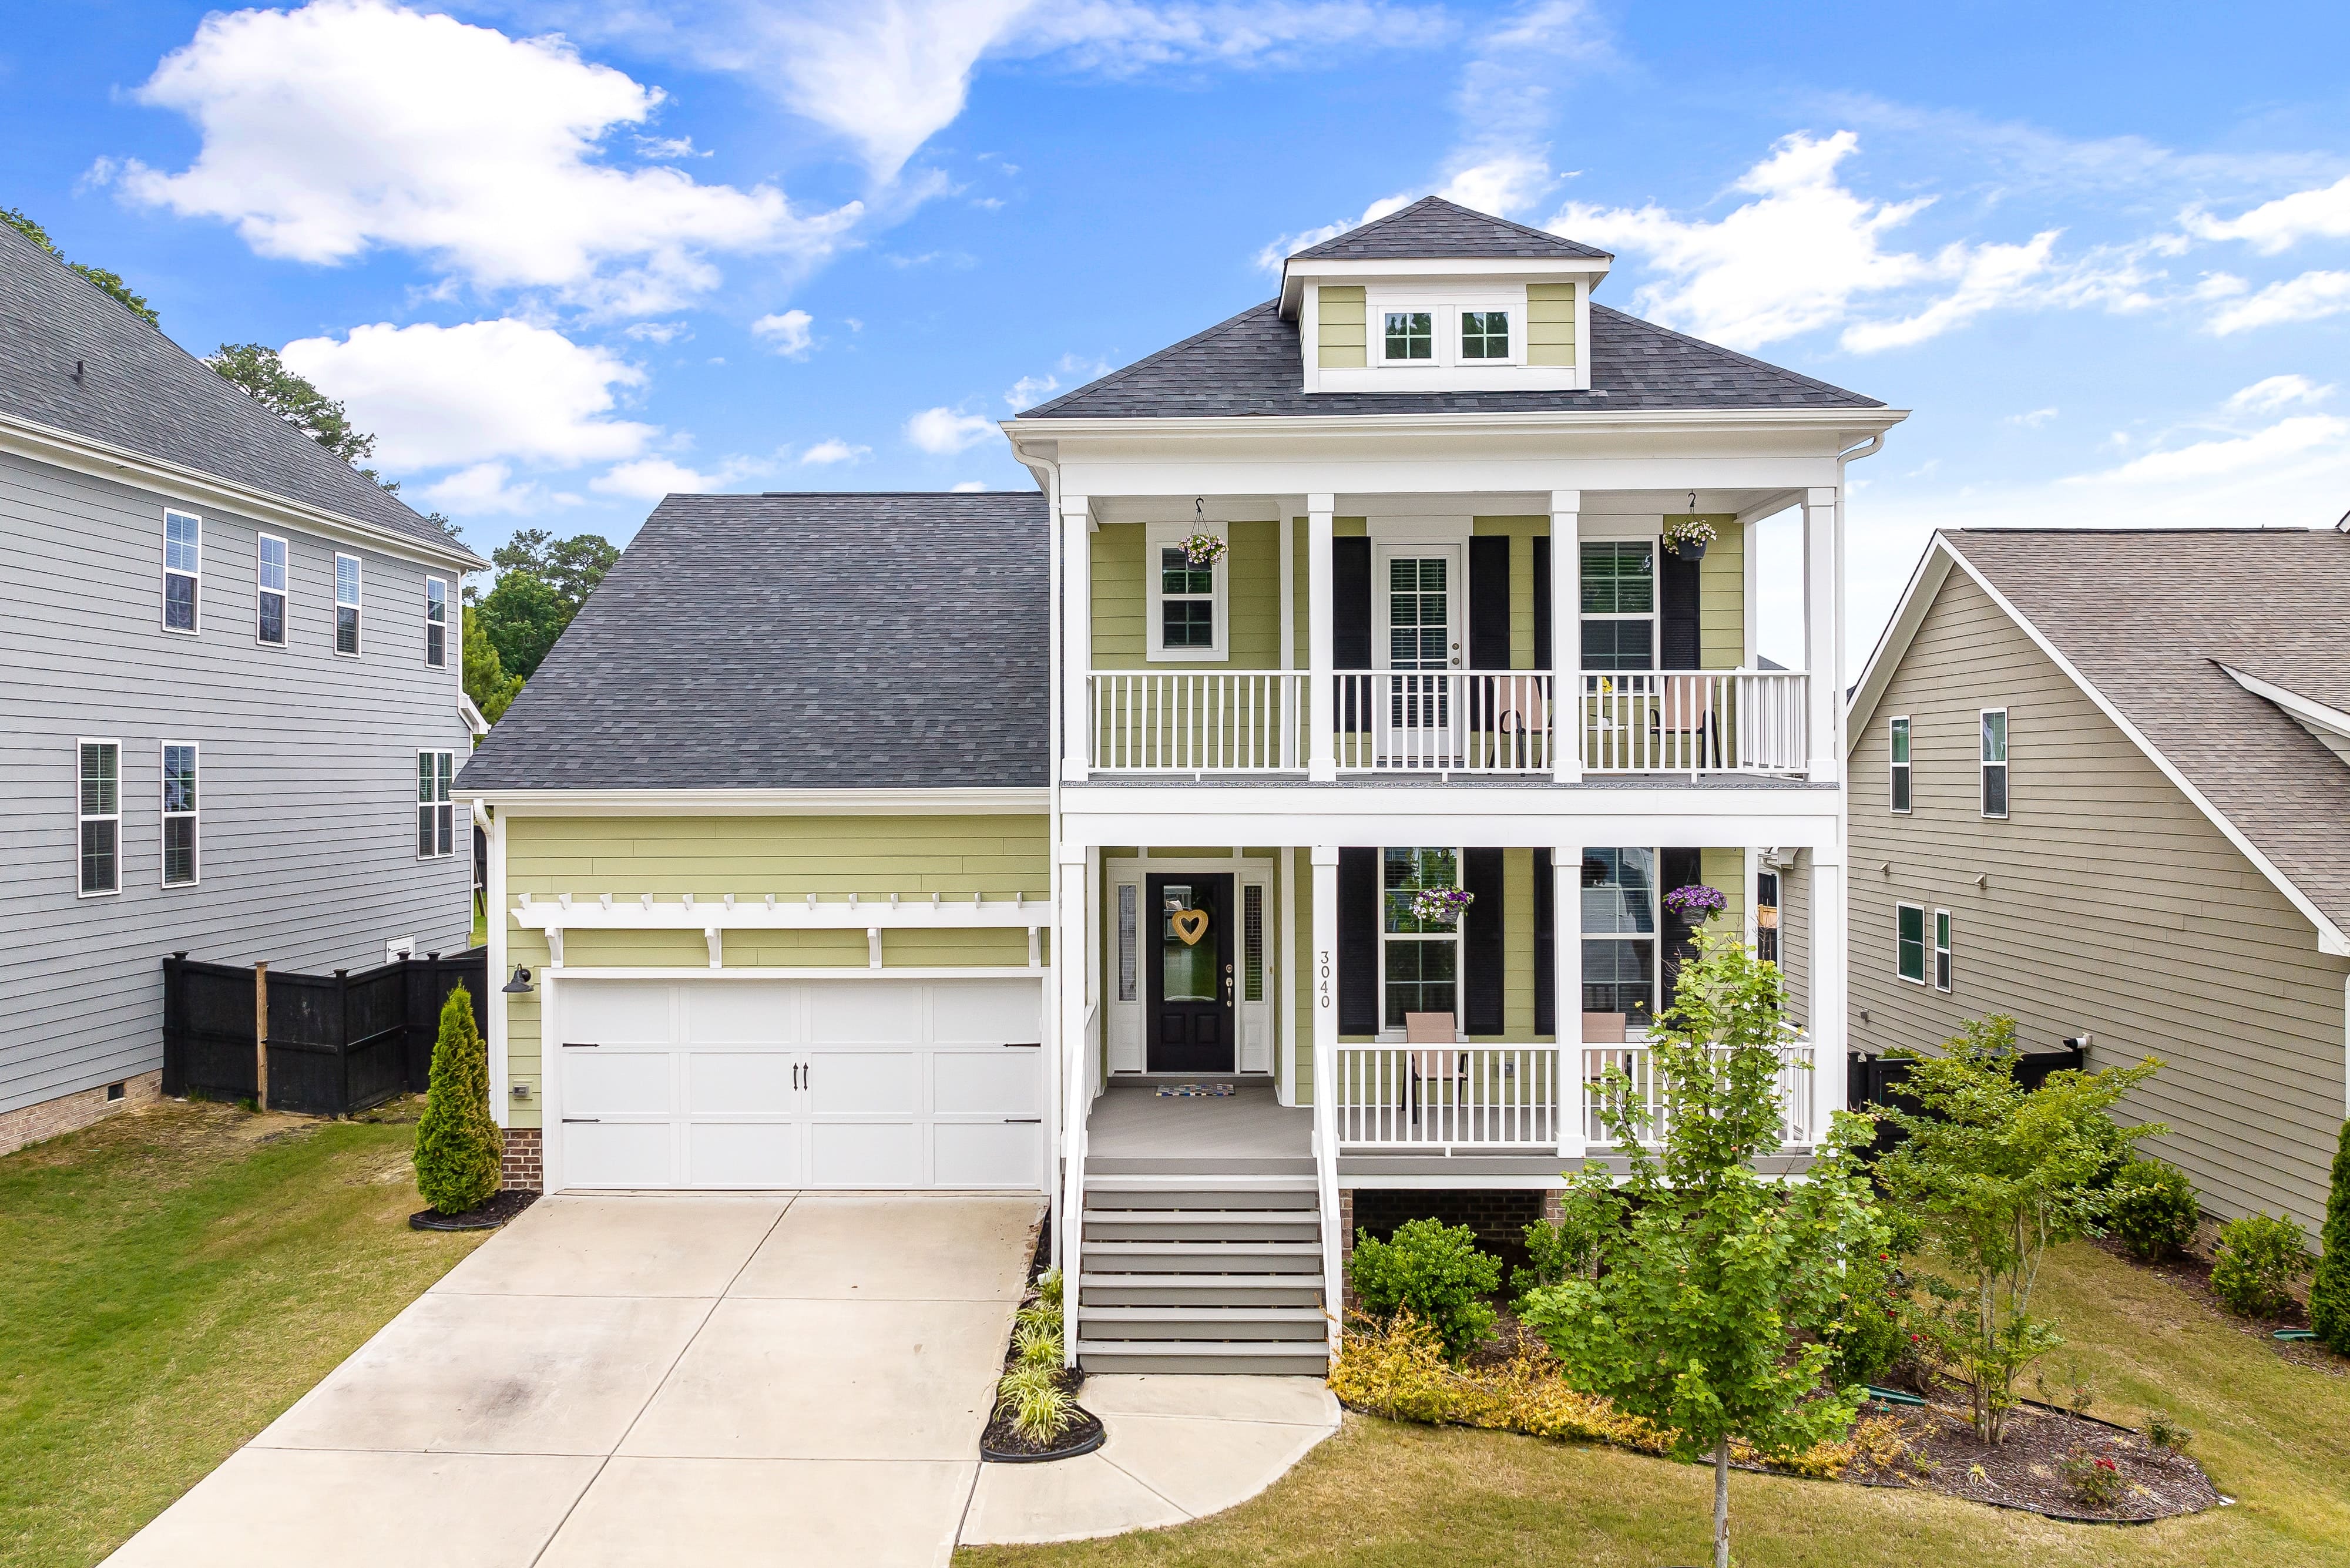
xmin=562 ymin=1042 xmax=599 ymax=1049
xmin=1002 ymin=1041 xmax=1042 ymax=1049
xmin=1003 ymin=1117 xmax=1040 ymax=1124
xmin=562 ymin=1117 xmax=600 ymax=1124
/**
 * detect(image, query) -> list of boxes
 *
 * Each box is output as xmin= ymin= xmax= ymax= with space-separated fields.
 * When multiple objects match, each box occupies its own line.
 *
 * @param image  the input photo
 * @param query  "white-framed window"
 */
xmin=77 ymin=739 xmax=121 ymax=897
xmin=416 ymin=750 xmax=454 ymax=858
xmin=1980 ymin=707 xmax=2008 ymax=819
xmin=1888 ymin=716 xmax=1912 ymax=812
xmin=1896 ymin=902 xmax=1926 ymax=985
xmin=1145 ymin=522 xmax=1226 ymax=660
xmin=425 ymin=576 xmax=448 ymax=667
xmin=1582 ymin=847 xmax=1658 ymax=1026
xmin=161 ymin=742 xmax=198 ymax=887
xmin=334 ymin=553 xmax=362 ymax=656
xmin=1460 ymin=308 xmax=1511 ymax=360
xmin=1374 ymin=298 xmax=1522 ymax=368
xmin=1579 ymin=539 xmax=1656 ymax=673
xmin=256 ymin=534 xmax=288 ymax=646
xmin=1381 ymin=847 xmax=1462 ymax=1032
xmin=1933 ymin=909 xmax=1953 ymax=993
xmin=162 ymin=508 xmax=200 ymax=633
xmin=1382 ymin=309 xmax=1434 ymax=360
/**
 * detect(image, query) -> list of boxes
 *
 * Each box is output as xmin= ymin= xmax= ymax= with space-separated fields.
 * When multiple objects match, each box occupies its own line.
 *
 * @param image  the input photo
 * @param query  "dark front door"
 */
xmin=1147 ymin=873 xmax=1235 ymax=1073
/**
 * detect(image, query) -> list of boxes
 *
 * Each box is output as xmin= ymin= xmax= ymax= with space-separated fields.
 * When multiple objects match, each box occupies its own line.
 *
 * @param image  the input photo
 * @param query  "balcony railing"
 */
xmin=1085 ymin=669 xmax=1808 ymax=776
xmin=1330 ymin=1036 xmax=1816 ymax=1153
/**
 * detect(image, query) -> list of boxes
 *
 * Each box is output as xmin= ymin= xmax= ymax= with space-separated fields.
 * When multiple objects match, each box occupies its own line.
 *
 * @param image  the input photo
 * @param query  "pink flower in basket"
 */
xmin=1181 ymin=531 xmax=1227 ymax=567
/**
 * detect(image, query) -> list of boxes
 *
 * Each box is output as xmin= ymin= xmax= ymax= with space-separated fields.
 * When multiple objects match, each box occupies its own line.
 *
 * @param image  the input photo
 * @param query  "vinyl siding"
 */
xmin=1526 ymin=282 xmax=1576 ymax=367
xmin=1779 ymin=856 xmax=1811 ymax=1029
xmin=1092 ymin=519 xmax=1281 ymax=669
xmin=0 ymin=448 xmax=474 ymax=1119
xmin=499 ymin=812 xmax=1050 ymax=1128
xmin=1849 ymin=569 xmax=2349 ymax=1232
xmin=1694 ymin=517 xmax=1745 ymax=669
xmin=1317 ymin=285 xmax=1367 ymax=368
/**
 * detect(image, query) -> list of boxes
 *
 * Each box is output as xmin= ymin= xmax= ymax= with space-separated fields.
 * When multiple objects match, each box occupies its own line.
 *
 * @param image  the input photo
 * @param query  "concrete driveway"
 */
xmin=104 ymin=1192 xmax=1042 ymax=1568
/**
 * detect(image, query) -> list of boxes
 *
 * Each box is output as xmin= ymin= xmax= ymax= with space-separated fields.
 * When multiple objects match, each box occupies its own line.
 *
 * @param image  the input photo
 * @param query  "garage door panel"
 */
xmin=564 ymin=1050 xmax=676 ymax=1116
xmin=927 ymin=981 xmax=1042 ymax=1045
xmin=932 ymin=1122 xmax=1042 ymax=1188
xmin=688 ymin=1052 xmax=797 ymax=1114
xmin=931 ymin=1050 xmax=1040 ymax=1116
xmin=564 ymin=983 xmax=674 ymax=1046
xmin=563 ymin=1121 xmax=673 ymax=1187
xmin=810 ymin=1122 xmax=919 ymax=1187
xmin=688 ymin=1122 xmax=800 ymax=1187
xmin=808 ymin=983 xmax=922 ymax=1043
xmin=684 ymin=983 xmax=800 ymax=1046
xmin=806 ymin=1050 xmax=920 ymax=1115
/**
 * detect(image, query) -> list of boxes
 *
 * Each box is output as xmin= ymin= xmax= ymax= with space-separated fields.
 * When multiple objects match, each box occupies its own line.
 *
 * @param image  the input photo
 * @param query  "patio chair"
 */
xmin=1402 ymin=1012 xmax=1466 ymax=1126
xmin=1657 ymin=673 xmax=1724 ymax=771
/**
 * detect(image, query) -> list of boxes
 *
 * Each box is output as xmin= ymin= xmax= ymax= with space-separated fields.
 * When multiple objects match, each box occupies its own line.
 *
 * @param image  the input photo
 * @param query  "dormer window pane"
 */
xmin=1461 ymin=310 xmax=1510 ymax=359
xmin=1383 ymin=311 xmax=1433 ymax=360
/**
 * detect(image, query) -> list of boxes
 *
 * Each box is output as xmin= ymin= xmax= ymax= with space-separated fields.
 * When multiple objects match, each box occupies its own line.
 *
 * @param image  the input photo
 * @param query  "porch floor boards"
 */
xmin=1083 ymin=1083 xmax=1312 ymax=1176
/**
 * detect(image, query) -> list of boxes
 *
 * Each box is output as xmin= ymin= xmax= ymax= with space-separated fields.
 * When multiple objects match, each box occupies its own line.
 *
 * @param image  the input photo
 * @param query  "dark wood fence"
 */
xmin=162 ymin=948 xmax=487 ymax=1116
xmin=1847 ymin=1044 xmax=2087 ymax=1160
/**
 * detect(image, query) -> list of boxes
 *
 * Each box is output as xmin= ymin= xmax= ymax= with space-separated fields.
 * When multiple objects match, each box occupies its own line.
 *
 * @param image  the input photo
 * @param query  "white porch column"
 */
xmin=1278 ymin=845 xmax=1298 ymax=1105
xmin=1307 ymin=496 xmax=1337 ymax=781
xmin=1549 ymin=491 xmax=1582 ymax=782
xmin=1279 ymin=513 xmax=1297 ymax=770
xmin=1060 ymin=495 xmax=1093 ymax=783
xmin=1802 ymin=486 xmax=1841 ymax=784
xmin=1310 ymin=846 xmax=1342 ymax=1356
xmin=1807 ymin=846 xmax=1848 ymax=1145
xmin=1553 ymin=846 xmax=1586 ymax=1159
xmin=1056 ymin=840 xmax=1089 ymax=1363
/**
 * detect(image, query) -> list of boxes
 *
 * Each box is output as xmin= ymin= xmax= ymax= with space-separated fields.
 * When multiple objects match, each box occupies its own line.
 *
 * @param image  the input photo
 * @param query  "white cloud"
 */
xmin=113 ymin=0 xmax=860 ymax=314
xmin=751 ymin=308 xmax=815 ymax=357
xmin=799 ymin=438 xmax=870 ymax=465
xmin=2183 ymin=172 xmax=2350 ymax=254
xmin=623 ymin=321 xmax=689 ymax=343
xmin=2080 ymin=415 xmax=2349 ymax=485
xmin=2003 ymin=407 xmax=2059 ymax=428
xmin=415 ymin=461 xmax=568 ymax=515
xmin=952 ymin=480 xmax=988 ymax=492
xmin=279 ymin=318 xmax=656 ymax=469
xmin=2207 ymin=270 xmax=2350 ymax=334
xmin=905 ymin=406 xmax=999 ymax=454
xmin=2227 ymin=374 xmax=2333 ymax=414
xmin=1005 ymin=374 xmax=1058 ymax=411
xmin=1255 ymin=193 xmax=1415 ymax=271
xmin=590 ymin=455 xmax=769 ymax=499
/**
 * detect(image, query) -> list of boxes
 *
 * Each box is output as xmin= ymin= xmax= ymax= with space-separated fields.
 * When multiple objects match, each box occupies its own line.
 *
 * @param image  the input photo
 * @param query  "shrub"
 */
xmin=1348 ymin=1218 xmax=1501 ymax=1359
xmin=2311 ymin=1122 xmax=2350 ymax=1354
xmin=2060 ymin=1449 xmax=2124 ymax=1509
xmin=2143 ymin=1411 xmax=2193 ymax=1452
xmin=414 ymin=984 xmax=501 ymax=1215
xmin=995 ymin=1364 xmax=1075 ymax=1442
xmin=1512 ymin=1209 xmax=1602 ymax=1301
xmin=2107 ymin=1160 xmax=2201 ymax=1261
xmin=1329 ymin=1312 xmax=1671 ymax=1452
xmin=1013 ymin=1318 xmax=1063 ymax=1369
xmin=1829 ymin=1249 xmax=1913 ymax=1389
xmin=2210 ymin=1213 xmax=2314 ymax=1319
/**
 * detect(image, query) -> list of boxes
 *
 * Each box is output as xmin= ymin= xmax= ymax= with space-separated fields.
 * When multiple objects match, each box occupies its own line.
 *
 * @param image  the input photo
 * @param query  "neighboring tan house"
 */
xmin=1847 ymin=528 xmax=2350 ymax=1235
xmin=0 ymin=217 xmax=485 ymax=1155
xmin=461 ymin=196 xmax=1905 ymax=1373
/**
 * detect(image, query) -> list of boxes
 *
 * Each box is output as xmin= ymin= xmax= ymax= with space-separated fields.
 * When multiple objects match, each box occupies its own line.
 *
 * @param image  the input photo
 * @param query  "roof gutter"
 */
xmin=1006 ymin=407 xmax=1910 ymax=442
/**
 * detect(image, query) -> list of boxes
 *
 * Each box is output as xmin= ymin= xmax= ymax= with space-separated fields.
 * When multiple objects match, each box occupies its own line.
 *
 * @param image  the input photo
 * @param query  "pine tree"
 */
xmin=414 ymin=984 xmax=501 ymax=1214
xmin=2312 ymin=1120 xmax=2350 ymax=1354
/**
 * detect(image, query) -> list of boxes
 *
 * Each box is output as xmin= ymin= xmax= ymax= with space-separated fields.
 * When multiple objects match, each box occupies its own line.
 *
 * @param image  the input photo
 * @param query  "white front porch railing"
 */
xmin=1331 ymin=1036 xmax=1817 ymax=1153
xmin=1331 ymin=673 xmax=1557 ymax=774
xmin=1087 ymin=671 xmax=1303 ymax=771
xmin=1577 ymin=670 xmax=1808 ymax=774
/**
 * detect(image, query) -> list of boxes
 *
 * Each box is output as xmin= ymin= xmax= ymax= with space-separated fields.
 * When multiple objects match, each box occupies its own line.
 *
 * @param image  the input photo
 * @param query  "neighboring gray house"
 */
xmin=1846 ymin=527 xmax=2350 ymax=1234
xmin=0 ymin=220 xmax=486 ymax=1154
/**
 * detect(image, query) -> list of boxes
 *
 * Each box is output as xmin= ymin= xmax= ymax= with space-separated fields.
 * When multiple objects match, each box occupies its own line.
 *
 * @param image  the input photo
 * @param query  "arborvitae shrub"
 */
xmin=414 ymin=983 xmax=501 ymax=1214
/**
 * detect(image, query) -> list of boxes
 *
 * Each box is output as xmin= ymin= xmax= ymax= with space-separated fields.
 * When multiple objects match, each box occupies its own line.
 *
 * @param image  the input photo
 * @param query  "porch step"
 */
xmin=1075 ymin=1339 xmax=1330 ymax=1376
xmin=1082 ymin=1305 xmax=1328 ymax=1342
xmin=1079 ymin=1272 xmax=1325 ymax=1308
xmin=1080 ymin=1240 xmax=1323 ymax=1274
xmin=1082 ymin=1209 xmax=1321 ymax=1243
xmin=1080 ymin=1178 xmax=1318 ymax=1210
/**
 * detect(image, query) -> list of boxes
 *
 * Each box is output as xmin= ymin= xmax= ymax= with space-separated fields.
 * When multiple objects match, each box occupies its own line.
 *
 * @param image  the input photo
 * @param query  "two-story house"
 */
xmin=0 ymin=218 xmax=485 ymax=1154
xmin=458 ymin=197 xmax=1903 ymax=1374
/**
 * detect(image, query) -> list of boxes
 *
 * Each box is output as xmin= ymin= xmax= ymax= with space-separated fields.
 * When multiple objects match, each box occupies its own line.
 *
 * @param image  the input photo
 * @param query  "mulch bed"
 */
xmin=1834 ymin=1392 xmax=2221 ymax=1523
xmin=409 ymin=1188 xmax=538 ymax=1231
xmin=2090 ymin=1234 xmax=2345 ymax=1376
xmin=979 ymin=1206 xmax=1102 ymax=1463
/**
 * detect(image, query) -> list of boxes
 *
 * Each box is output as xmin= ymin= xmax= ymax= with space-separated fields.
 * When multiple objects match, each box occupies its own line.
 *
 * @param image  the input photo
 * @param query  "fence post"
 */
xmin=335 ymin=969 xmax=351 ymax=1119
xmin=254 ymin=961 xmax=270 ymax=1112
xmin=163 ymin=953 xmax=188 ymax=1097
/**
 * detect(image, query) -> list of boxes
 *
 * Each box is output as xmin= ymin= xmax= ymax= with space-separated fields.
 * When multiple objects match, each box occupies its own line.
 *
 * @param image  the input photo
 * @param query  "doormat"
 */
xmin=1156 ymin=1083 xmax=1236 ymax=1098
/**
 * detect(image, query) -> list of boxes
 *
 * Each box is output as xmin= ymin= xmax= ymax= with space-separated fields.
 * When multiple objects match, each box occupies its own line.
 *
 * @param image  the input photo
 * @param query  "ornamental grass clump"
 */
xmin=2311 ymin=1121 xmax=2350 ymax=1354
xmin=2210 ymin=1213 xmax=2314 ymax=1319
xmin=995 ymin=1364 xmax=1076 ymax=1443
xmin=413 ymin=985 xmax=501 ymax=1216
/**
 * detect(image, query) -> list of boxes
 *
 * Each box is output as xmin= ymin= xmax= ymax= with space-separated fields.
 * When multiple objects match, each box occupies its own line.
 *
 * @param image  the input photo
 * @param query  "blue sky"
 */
xmin=5 ymin=0 xmax=2349 ymax=654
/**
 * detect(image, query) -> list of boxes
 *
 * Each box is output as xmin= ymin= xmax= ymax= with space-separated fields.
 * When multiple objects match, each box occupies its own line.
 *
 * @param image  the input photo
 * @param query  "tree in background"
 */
xmin=1 ymin=206 xmax=160 ymax=325
xmin=469 ymin=529 xmax=620 ymax=681
xmin=2311 ymin=1120 xmax=2350 ymax=1354
xmin=492 ymin=529 xmax=621 ymax=613
xmin=462 ymin=602 xmax=524 ymax=726
xmin=414 ymin=985 xmax=502 ymax=1216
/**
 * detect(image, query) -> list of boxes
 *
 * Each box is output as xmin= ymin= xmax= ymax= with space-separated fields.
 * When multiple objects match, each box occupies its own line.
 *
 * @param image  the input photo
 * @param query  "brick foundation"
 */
xmin=0 ymin=1070 xmax=163 ymax=1157
xmin=501 ymin=1126 xmax=544 ymax=1191
xmin=1347 ymin=1187 xmax=1549 ymax=1280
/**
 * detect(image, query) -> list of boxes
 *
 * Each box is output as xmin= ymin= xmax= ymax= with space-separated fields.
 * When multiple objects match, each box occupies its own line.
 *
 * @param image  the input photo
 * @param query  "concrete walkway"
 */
xmin=103 ymin=1192 xmax=1040 ymax=1568
xmin=959 ymin=1375 xmax=1341 ymax=1546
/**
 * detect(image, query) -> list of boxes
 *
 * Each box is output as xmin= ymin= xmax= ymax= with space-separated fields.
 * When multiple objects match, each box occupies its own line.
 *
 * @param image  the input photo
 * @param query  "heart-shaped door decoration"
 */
xmin=1171 ymin=908 xmax=1209 ymax=946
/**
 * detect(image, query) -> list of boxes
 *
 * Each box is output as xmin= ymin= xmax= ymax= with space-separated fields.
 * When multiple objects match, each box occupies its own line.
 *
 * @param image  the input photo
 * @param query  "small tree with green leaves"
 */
xmin=2313 ymin=1122 xmax=2350 ymax=1354
xmin=1876 ymin=1016 xmax=2162 ymax=1442
xmin=414 ymin=984 xmax=501 ymax=1214
xmin=462 ymin=601 xmax=523 ymax=727
xmin=2 ymin=206 xmax=159 ymax=324
xmin=1519 ymin=931 xmax=1885 ymax=1568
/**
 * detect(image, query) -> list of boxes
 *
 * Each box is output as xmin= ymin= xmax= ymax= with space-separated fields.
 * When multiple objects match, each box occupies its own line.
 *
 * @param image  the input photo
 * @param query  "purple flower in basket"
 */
xmin=1409 ymin=887 xmax=1476 ymax=925
xmin=1663 ymin=883 xmax=1727 ymax=922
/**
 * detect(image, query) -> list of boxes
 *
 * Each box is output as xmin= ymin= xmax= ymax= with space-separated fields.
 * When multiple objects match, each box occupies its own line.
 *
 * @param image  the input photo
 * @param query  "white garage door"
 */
xmin=550 ymin=978 xmax=1045 ymax=1191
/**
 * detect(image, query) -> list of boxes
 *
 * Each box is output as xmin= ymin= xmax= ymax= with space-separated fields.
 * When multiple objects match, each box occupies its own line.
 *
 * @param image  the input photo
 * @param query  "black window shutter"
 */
xmin=1533 ymin=847 xmax=1555 ymax=1036
xmin=1333 ymin=538 xmax=1373 ymax=669
xmin=1660 ymin=548 xmax=1701 ymax=670
xmin=1532 ymin=535 xmax=1552 ymax=671
xmin=1468 ymin=536 xmax=1510 ymax=670
xmin=1338 ymin=847 xmax=1379 ymax=1034
xmin=1659 ymin=846 xmax=1704 ymax=1011
xmin=1463 ymin=848 xmax=1505 ymax=1035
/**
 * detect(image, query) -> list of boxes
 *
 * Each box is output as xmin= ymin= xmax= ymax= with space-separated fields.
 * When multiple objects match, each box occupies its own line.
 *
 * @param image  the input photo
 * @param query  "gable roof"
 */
xmin=1020 ymin=299 xmax=1883 ymax=420
xmin=1849 ymin=527 xmax=2350 ymax=953
xmin=1288 ymin=196 xmax=1613 ymax=262
xmin=0 ymin=220 xmax=475 ymax=562
xmin=457 ymin=492 xmax=1049 ymax=795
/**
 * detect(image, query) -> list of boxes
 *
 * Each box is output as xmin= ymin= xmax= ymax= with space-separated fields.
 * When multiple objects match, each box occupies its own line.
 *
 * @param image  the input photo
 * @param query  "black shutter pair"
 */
xmin=1333 ymin=536 xmax=1516 ymax=671
xmin=1337 ymin=847 xmax=1508 ymax=1036
xmin=1535 ymin=534 xmax=1701 ymax=670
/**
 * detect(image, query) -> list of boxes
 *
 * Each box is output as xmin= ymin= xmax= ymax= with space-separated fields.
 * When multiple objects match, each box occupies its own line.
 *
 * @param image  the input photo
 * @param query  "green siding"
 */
xmin=1318 ymin=286 xmax=1367 ymax=368
xmin=500 ymin=813 xmax=1050 ymax=1127
xmin=1093 ymin=519 xmax=1281 ymax=670
xmin=1700 ymin=847 xmax=1748 ymax=941
xmin=1688 ymin=515 xmax=1745 ymax=669
xmin=1528 ymin=283 xmax=1577 ymax=367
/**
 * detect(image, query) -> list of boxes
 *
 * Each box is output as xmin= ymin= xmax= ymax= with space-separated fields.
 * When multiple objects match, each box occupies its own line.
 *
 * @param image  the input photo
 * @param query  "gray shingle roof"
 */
xmin=1288 ymin=196 xmax=1613 ymax=261
xmin=1943 ymin=528 xmax=2350 ymax=936
xmin=457 ymin=492 xmax=1049 ymax=793
xmin=0 ymin=220 xmax=474 ymax=559
xmin=1022 ymin=299 xmax=1883 ymax=419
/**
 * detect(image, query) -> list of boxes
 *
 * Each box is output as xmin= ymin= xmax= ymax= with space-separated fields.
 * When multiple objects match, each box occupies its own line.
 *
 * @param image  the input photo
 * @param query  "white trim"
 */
xmin=1578 ymin=533 xmax=1660 ymax=674
xmin=510 ymin=892 xmax=1054 ymax=936
xmin=1278 ymin=255 xmax=1613 ymax=317
xmin=417 ymin=750 xmax=456 ymax=859
xmin=1375 ymin=845 xmax=1466 ymax=1042
xmin=425 ymin=575 xmax=449 ymax=669
xmin=1009 ymin=407 xmax=1909 ymax=441
xmin=1144 ymin=520 xmax=1228 ymax=661
xmin=1933 ymin=907 xmax=1953 ymax=994
xmin=2217 ymin=663 xmax=2350 ymax=744
xmin=334 ymin=552 xmax=362 ymax=658
xmin=1101 ymin=853 xmax=1274 ymax=1076
xmin=461 ymin=787 xmax=1050 ymax=815
xmin=1895 ymin=899 xmax=1927 ymax=986
xmin=76 ymin=737 xmax=122 ymax=899
xmin=458 ymin=693 xmax=490 ymax=738
xmin=1978 ymin=706 xmax=2009 ymax=820
xmin=488 ymin=806 xmax=509 ymax=1127
xmin=255 ymin=532 xmax=289 ymax=648
xmin=160 ymin=740 xmax=199 ymax=888
xmin=161 ymin=507 xmax=200 ymax=636
xmin=1888 ymin=716 xmax=1912 ymax=814
xmin=539 ymin=965 xmax=1047 ymax=981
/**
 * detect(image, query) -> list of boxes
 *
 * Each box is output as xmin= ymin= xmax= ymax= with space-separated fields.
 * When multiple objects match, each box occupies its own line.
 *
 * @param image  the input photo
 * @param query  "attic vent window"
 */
xmin=1383 ymin=311 xmax=1433 ymax=361
xmin=1461 ymin=310 xmax=1510 ymax=359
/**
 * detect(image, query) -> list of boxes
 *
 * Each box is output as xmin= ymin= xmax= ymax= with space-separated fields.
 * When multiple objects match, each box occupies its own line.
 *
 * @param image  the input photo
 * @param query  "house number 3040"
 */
xmin=1317 ymin=949 xmax=1332 ymax=1008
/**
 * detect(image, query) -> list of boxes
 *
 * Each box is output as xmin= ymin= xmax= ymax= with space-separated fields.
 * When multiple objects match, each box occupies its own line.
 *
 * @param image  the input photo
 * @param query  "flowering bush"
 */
xmin=1409 ymin=887 xmax=1475 ymax=925
xmin=2060 ymin=1449 xmax=2125 ymax=1508
xmin=1663 ymin=515 xmax=1718 ymax=554
xmin=1663 ymin=883 xmax=1727 ymax=922
xmin=1180 ymin=531 xmax=1227 ymax=567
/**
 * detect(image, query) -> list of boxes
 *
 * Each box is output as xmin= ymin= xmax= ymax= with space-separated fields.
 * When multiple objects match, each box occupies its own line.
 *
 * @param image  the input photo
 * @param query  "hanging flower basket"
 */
xmin=1663 ymin=883 xmax=1727 ymax=922
xmin=1181 ymin=531 xmax=1227 ymax=568
xmin=1663 ymin=516 xmax=1716 ymax=560
xmin=1410 ymin=887 xmax=1475 ymax=926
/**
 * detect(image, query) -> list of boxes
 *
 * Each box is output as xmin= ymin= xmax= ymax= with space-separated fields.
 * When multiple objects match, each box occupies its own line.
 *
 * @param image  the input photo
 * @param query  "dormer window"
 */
xmin=1368 ymin=297 xmax=1521 ymax=370
xmin=1383 ymin=311 xmax=1434 ymax=361
xmin=1462 ymin=310 xmax=1510 ymax=359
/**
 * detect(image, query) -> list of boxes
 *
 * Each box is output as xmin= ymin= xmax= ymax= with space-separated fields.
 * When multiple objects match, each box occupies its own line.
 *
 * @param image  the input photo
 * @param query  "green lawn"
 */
xmin=961 ymin=1242 xmax=2350 ymax=1567
xmin=0 ymin=1098 xmax=490 ymax=1568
